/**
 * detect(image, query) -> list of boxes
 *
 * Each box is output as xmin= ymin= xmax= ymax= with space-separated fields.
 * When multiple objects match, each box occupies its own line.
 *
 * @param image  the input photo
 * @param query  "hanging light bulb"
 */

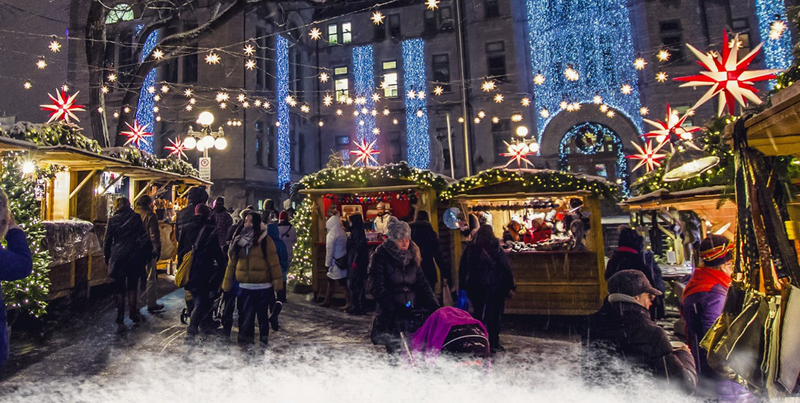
xmin=663 ymin=141 xmax=719 ymax=181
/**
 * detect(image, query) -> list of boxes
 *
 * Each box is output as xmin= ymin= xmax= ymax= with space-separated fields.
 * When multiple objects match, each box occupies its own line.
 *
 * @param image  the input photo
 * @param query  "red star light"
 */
xmin=627 ymin=140 xmax=667 ymax=172
xmin=642 ymin=104 xmax=702 ymax=144
xmin=40 ymin=90 xmax=85 ymax=123
xmin=350 ymin=139 xmax=380 ymax=166
xmin=501 ymin=141 xmax=534 ymax=169
xmin=121 ymin=121 xmax=153 ymax=148
xmin=164 ymin=136 xmax=189 ymax=160
xmin=674 ymin=30 xmax=781 ymax=116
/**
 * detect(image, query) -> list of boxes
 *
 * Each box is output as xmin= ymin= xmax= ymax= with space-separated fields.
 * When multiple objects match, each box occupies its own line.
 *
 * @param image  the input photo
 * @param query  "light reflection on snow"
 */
xmin=0 ymin=344 xmax=699 ymax=403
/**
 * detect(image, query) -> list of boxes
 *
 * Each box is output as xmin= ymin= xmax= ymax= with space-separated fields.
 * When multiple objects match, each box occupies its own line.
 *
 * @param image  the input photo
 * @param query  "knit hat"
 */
xmin=386 ymin=216 xmax=411 ymax=241
xmin=195 ymin=204 xmax=211 ymax=219
xmin=377 ymin=202 xmax=388 ymax=211
xmin=607 ymin=269 xmax=662 ymax=296
xmin=279 ymin=211 xmax=290 ymax=221
xmin=213 ymin=196 xmax=225 ymax=208
xmin=699 ymin=235 xmax=734 ymax=267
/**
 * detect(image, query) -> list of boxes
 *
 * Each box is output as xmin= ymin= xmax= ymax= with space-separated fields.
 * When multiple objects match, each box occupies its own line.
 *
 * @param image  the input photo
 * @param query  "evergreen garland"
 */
xmin=292 ymin=162 xmax=449 ymax=196
xmin=441 ymin=168 xmax=618 ymax=200
xmin=105 ymin=147 xmax=200 ymax=177
xmin=0 ymin=152 xmax=58 ymax=318
xmin=287 ymin=198 xmax=313 ymax=285
xmin=0 ymin=121 xmax=102 ymax=154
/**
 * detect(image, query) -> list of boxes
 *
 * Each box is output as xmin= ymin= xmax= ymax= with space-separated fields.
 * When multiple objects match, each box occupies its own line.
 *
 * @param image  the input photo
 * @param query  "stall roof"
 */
xmin=36 ymin=145 xmax=130 ymax=170
xmin=621 ymin=186 xmax=732 ymax=211
xmin=0 ymin=136 xmax=38 ymax=152
xmin=743 ymin=85 xmax=800 ymax=157
xmin=300 ymin=184 xmax=427 ymax=195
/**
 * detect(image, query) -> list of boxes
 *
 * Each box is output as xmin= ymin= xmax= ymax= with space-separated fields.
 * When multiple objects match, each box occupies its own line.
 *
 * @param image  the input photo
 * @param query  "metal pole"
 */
xmin=454 ymin=0 xmax=471 ymax=177
xmin=446 ymin=113 xmax=455 ymax=179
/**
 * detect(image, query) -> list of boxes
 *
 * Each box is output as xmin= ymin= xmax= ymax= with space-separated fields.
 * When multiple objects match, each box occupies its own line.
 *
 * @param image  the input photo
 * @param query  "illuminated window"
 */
xmin=334 ymin=66 xmax=349 ymax=100
xmin=327 ymin=24 xmax=338 ymax=44
xmin=383 ymin=61 xmax=398 ymax=98
xmin=106 ymin=4 xmax=134 ymax=24
xmin=342 ymin=23 xmax=352 ymax=43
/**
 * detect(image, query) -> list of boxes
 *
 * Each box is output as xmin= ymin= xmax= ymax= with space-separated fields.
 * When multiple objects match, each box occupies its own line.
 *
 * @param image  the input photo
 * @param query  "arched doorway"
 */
xmin=558 ymin=122 xmax=630 ymax=195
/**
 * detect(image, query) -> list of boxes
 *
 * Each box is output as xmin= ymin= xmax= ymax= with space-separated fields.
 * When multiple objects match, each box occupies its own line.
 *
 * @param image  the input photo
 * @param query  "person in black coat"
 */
xmin=605 ymin=226 xmax=665 ymax=319
xmin=346 ymin=213 xmax=369 ymax=315
xmin=175 ymin=187 xmax=208 ymax=241
xmin=458 ymin=225 xmax=515 ymax=353
xmin=177 ymin=204 xmax=227 ymax=337
xmin=409 ymin=210 xmax=450 ymax=294
xmin=104 ymin=197 xmax=151 ymax=329
xmin=583 ymin=270 xmax=696 ymax=394
xmin=369 ymin=217 xmax=439 ymax=353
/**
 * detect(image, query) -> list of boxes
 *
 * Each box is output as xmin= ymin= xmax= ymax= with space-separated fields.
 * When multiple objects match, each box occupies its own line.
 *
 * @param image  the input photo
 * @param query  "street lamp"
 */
xmin=185 ymin=112 xmax=227 ymax=158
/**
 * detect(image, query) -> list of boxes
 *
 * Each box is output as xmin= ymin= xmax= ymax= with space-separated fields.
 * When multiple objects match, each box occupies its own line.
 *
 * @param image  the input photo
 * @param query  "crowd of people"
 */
xmin=0 ymin=183 xmax=763 ymax=401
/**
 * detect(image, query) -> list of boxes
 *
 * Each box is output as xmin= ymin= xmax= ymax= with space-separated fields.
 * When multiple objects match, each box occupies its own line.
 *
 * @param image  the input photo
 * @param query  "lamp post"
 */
xmin=185 ymin=111 xmax=227 ymax=181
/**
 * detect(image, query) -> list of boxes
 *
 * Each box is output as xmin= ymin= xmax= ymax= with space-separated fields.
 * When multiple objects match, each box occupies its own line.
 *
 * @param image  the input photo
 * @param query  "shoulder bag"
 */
xmin=174 ymin=226 xmax=206 ymax=288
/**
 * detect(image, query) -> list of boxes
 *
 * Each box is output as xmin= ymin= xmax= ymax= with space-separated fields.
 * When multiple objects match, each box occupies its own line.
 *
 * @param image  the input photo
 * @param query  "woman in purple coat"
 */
xmin=681 ymin=235 xmax=754 ymax=402
xmin=0 ymin=189 xmax=33 ymax=368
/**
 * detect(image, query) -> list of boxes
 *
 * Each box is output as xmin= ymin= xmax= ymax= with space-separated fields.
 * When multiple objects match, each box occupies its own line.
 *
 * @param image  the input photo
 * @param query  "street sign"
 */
xmin=199 ymin=157 xmax=211 ymax=181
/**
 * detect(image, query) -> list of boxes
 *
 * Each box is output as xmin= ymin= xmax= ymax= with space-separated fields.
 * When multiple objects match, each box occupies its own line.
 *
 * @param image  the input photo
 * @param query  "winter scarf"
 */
xmin=383 ymin=238 xmax=420 ymax=267
xmin=236 ymin=227 xmax=254 ymax=248
xmin=682 ymin=266 xmax=732 ymax=302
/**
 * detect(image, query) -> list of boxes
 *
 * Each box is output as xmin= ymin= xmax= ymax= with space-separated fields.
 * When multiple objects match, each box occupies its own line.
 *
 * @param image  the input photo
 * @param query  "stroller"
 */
xmin=403 ymin=307 xmax=491 ymax=365
xmin=180 ymin=290 xmax=224 ymax=326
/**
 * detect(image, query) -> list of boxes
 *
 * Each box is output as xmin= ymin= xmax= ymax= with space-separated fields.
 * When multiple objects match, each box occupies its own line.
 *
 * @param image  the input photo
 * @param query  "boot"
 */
xmin=320 ymin=279 xmax=334 ymax=307
xmin=341 ymin=287 xmax=354 ymax=312
xmin=270 ymin=301 xmax=282 ymax=331
xmin=127 ymin=289 xmax=143 ymax=323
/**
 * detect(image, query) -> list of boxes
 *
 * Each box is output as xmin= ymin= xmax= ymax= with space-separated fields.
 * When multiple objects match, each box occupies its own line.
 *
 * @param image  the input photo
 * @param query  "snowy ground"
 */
xmin=0 ymin=278 xmax=700 ymax=402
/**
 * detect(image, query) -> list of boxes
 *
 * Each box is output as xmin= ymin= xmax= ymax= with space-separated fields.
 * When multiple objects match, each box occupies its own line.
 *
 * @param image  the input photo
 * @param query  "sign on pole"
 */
xmin=199 ymin=157 xmax=211 ymax=181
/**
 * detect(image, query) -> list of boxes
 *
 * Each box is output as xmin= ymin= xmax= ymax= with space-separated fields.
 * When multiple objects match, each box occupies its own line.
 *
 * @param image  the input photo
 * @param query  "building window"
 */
xmin=390 ymin=132 xmax=403 ymax=163
xmin=492 ymin=119 xmax=511 ymax=161
xmin=732 ymin=18 xmax=751 ymax=54
xmin=374 ymin=20 xmax=386 ymax=41
xmin=106 ymin=4 xmax=134 ymax=24
xmin=388 ymin=15 xmax=401 ymax=38
xmin=382 ymin=61 xmax=398 ymax=98
xmin=486 ymin=41 xmax=507 ymax=81
xmin=327 ymin=24 xmax=338 ymax=44
xmin=256 ymin=134 xmax=265 ymax=167
xmin=424 ymin=7 xmax=454 ymax=33
xmin=334 ymin=66 xmax=348 ymax=100
xmin=181 ymin=22 xmax=198 ymax=83
xmin=256 ymin=27 xmax=268 ymax=90
xmin=268 ymin=126 xmax=277 ymax=169
xmin=659 ymin=20 xmax=684 ymax=62
xmin=485 ymin=0 xmax=500 ymax=18
xmin=432 ymin=54 xmax=451 ymax=92
xmin=291 ymin=51 xmax=303 ymax=101
xmin=328 ymin=22 xmax=352 ymax=45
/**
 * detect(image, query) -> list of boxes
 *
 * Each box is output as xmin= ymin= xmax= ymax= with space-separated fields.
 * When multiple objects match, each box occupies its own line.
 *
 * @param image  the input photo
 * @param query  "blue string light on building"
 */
xmin=135 ymin=26 xmax=157 ymax=154
xmin=526 ymin=0 xmax=643 ymax=142
xmin=558 ymin=122 xmax=630 ymax=196
xmin=755 ymin=0 xmax=793 ymax=79
xmin=402 ymin=39 xmax=430 ymax=169
xmin=353 ymin=45 xmax=377 ymax=146
xmin=277 ymin=35 xmax=291 ymax=188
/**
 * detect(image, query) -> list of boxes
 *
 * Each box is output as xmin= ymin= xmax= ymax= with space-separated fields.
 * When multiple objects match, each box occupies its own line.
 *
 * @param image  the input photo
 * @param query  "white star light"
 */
xmin=426 ymin=0 xmax=440 ymax=10
xmin=310 ymin=28 xmax=322 ymax=40
xmin=372 ymin=11 xmax=385 ymax=25
xmin=205 ymin=52 xmax=220 ymax=64
xmin=49 ymin=41 xmax=61 ymax=53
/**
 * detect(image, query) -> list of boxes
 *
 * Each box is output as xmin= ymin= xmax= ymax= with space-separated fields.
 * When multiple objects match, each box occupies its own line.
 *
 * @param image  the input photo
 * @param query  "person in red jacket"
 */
xmin=0 ymin=188 xmax=33 ymax=367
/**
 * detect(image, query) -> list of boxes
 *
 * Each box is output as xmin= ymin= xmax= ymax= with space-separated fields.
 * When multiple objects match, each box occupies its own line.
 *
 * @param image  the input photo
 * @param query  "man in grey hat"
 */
xmin=583 ymin=270 xmax=696 ymax=394
xmin=373 ymin=202 xmax=392 ymax=236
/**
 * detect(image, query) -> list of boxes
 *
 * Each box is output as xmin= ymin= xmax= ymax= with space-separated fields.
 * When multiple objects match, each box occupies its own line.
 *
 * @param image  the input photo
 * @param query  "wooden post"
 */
xmin=588 ymin=195 xmax=607 ymax=300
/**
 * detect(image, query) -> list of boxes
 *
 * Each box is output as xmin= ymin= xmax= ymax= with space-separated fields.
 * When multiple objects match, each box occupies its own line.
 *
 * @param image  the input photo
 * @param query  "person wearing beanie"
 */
xmin=409 ymin=210 xmax=450 ymax=295
xmin=177 ymin=203 xmax=226 ymax=339
xmin=210 ymin=196 xmax=233 ymax=251
xmin=681 ymin=235 xmax=752 ymax=401
xmin=369 ymin=216 xmax=439 ymax=353
xmin=584 ymin=270 xmax=697 ymax=395
xmin=135 ymin=195 xmax=164 ymax=313
xmin=176 ymin=187 xmax=209 ymax=241
xmin=605 ymin=226 xmax=665 ymax=319
xmin=373 ymin=202 xmax=392 ymax=236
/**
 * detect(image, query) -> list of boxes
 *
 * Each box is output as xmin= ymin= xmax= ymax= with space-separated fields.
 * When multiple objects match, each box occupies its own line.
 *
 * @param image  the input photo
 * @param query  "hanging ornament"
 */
xmin=627 ymin=140 xmax=667 ymax=172
xmin=165 ymin=137 xmax=189 ymax=159
xmin=245 ymin=60 xmax=256 ymax=70
xmin=40 ymin=89 xmax=85 ymax=123
xmin=674 ymin=30 xmax=781 ymax=116
xmin=121 ymin=121 xmax=154 ymax=147
xmin=310 ymin=27 xmax=322 ymax=40
xmin=642 ymin=104 xmax=701 ymax=143
xmin=350 ymin=139 xmax=380 ymax=166
xmin=501 ymin=141 xmax=534 ymax=170
xmin=371 ymin=11 xmax=385 ymax=24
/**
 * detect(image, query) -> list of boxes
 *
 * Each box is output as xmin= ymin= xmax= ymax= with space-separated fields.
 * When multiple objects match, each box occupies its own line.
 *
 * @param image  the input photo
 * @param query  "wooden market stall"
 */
xmin=621 ymin=186 xmax=736 ymax=275
xmin=293 ymin=163 xmax=450 ymax=300
xmin=445 ymin=169 xmax=614 ymax=315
